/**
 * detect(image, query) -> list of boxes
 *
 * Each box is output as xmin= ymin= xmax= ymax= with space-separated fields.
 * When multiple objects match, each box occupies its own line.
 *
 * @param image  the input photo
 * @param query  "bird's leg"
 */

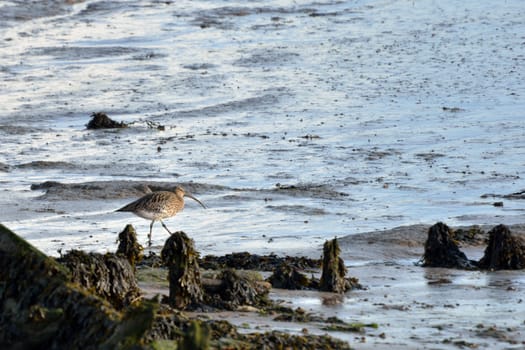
xmin=148 ymin=221 xmax=154 ymax=247
xmin=160 ymin=220 xmax=172 ymax=235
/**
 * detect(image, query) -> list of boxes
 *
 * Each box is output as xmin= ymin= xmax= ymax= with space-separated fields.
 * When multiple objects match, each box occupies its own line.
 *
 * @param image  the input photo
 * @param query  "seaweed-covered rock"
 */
xmin=204 ymin=269 xmax=271 ymax=310
xmin=116 ymin=224 xmax=144 ymax=267
xmin=0 ymin=224 xmax=155 ymax=349
xmin=58 ymin=250 xmax=142 ymax=310
xmin=267 ymin=262 xmax=315 ymax=290
xmin=161 ymin=231 xmax=203 ymax=309
xmin=478 ymin=224 xmax=525 ymax=270
xmin=86 ymin=112 xmax=127 ymax=129
xmin=319 ymin=238 xmax=350 ymax=293
xmin=422 ymin=222 xmax=476 ymax=269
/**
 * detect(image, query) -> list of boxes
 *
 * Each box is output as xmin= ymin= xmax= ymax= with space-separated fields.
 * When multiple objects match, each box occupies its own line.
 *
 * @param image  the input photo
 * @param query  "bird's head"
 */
xmin=174 ymin=186 xmax=207 ymax=209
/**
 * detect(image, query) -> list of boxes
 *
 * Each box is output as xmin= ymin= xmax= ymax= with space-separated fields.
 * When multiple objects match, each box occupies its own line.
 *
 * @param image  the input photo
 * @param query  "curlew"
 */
xmin=116 ymin=186 xmax=206 ymax=246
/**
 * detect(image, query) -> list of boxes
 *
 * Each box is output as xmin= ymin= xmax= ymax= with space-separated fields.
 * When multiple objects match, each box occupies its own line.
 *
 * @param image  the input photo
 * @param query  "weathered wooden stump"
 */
xmin=478 ymin=224 xmax=525 ymax=270
xmin=422 ymin=222 xmax=475 ymax=269
xmin=116 ymin=224 xmax=144 ymax=267
xmin=319 ymin=238 xmax=348 ymax=293
xmin=161 ymin=231 xmax=203 ymax=309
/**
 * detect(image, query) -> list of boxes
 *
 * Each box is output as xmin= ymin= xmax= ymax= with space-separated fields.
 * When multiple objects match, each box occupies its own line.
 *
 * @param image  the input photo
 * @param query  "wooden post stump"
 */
xmin=161 ymin=231 xmax=203 ymax=309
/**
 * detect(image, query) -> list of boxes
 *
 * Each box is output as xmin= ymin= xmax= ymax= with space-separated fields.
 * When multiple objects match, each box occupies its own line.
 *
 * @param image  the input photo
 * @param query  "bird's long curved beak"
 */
xmin=185 ymin=194 xmax=207 ymax=209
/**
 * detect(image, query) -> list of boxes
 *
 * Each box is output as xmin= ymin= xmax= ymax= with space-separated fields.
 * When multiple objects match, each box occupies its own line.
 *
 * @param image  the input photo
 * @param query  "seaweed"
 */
xmin=203 ymin=269 xmax=271 ymax=310
xmin=199 ymin=251 xmax=320 ymax=271
xmin=57 ymin=250 xmax=142 ymax=310
xmin=1 ymin=224 xmax=356 ymax=349
xmin=86 ymin=112 xmax=127 ymax=129
xmin=267 ymin=262 xmax=317 ymax=290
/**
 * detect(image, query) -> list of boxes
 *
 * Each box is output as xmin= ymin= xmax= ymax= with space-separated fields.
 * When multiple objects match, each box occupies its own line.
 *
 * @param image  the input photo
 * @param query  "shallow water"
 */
xmin=1 ymin=0 xmax=525 ymax=256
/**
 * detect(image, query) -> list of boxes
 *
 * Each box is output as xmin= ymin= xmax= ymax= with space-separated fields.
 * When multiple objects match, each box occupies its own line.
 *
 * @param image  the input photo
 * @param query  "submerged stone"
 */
xmin=422 ymin=222 xmax=477 ymax=269
xmin=161 ymin=231 xmax=203 ymax=309
xmin=478 ymin=224 xmax=525 ymax=270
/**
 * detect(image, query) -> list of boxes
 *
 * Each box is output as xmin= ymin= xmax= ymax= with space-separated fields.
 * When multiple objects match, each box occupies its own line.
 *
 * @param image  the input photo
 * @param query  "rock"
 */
xmin=478 ymin=224 xmax=525 ymax=270
xmin=161 ymin=231 xmax=204 ymax=309
xmin=86 ymin=112 xmax=127 ymax=129
xmin=57 ymin=249 xmax=142 ymax=310
xmin=422 ymin=222 xmax=477 ymax=269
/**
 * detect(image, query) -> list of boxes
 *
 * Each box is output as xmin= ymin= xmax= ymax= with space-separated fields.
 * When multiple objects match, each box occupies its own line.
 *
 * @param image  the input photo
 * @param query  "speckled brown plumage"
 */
xmin=116 ymin=186 xmax=206 ymax=246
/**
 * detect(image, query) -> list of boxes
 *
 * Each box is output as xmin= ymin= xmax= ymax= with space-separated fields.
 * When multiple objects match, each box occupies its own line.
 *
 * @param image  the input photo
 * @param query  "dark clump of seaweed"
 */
xmin=199 ymin=251 xmax=321 ymax=271
xmin=116 ymin=224 xmax=144 ymax=268
xmin=422 ymin=222 xmax=477 ymax=269
xmin=203 ymin=269 xmax=272 ymax=310
xmin=161 ymin=231 xmax=204 ymax=309
xmin=478 ymin=224 xmax=525 ymax=270
xmin=86 ymin=112 xmax=127 ymax=129
xmin=267 ymin=262 xmax=318 ymax=290
xmin=57 ymin=249 xmax=142 ymax=310
xmin=239 ymin=331 xmax=352 ymax=350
